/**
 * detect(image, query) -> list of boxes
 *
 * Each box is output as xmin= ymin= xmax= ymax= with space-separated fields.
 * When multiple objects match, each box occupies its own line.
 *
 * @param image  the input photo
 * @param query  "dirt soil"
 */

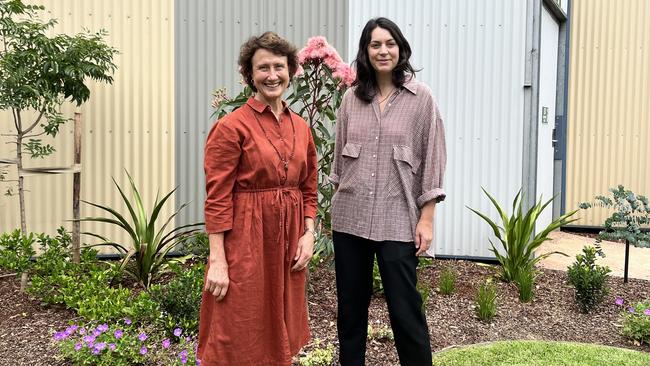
xmin=1 ymin=258 xmax=649 ymax=366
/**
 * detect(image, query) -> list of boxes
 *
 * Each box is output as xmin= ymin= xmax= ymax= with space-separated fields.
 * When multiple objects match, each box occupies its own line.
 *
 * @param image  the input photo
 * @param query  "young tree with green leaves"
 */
xmin=0 ymin=0 xmax=117 ymax=233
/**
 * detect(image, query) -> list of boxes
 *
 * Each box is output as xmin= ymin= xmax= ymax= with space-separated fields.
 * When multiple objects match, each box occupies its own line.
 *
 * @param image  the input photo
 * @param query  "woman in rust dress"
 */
xmin=197 ymin=32 xmax=318 ymax=366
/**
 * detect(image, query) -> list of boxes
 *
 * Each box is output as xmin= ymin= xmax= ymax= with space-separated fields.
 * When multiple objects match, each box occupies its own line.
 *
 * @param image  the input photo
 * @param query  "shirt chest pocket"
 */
xmin=338 ymin=142 xmax=362 ymax=193
xmin=387 ymin=145 xmax=420 ymax=198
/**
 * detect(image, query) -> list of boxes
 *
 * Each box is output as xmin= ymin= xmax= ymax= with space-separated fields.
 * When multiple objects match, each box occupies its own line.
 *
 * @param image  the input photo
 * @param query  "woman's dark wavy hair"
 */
xmin=353 ymin=17 xmax=417 ymax=103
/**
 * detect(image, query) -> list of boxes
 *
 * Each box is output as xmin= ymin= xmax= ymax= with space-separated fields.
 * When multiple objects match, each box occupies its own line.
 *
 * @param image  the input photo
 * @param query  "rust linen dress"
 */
xmin=197 ymin=97 xmax=318 ymax=365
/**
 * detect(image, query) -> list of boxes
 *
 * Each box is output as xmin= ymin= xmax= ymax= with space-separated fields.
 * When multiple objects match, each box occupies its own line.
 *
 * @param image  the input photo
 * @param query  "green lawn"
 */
xmin=432 ymin=340 xmax=650 ymax=366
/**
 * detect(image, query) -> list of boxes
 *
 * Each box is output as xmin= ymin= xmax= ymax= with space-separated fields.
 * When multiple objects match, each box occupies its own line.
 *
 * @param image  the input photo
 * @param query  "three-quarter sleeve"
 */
xmin=301 ymin=127 xmax=318 ymax=219
xmin=204 ymin=117 xmax=242 ymax=233
xmin=416 ymin=93 xmax=447 ymax=208
xmin=328 ymin=90 xmax=350 ymax=185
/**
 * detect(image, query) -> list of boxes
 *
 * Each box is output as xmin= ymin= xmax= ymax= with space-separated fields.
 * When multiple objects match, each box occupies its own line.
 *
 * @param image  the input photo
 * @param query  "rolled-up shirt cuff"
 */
xmin=204 ymin=217 xmax=233 ymax=234
xmin=303 ymin=206 xmax=317 ymax=220
xmin=327 ymin=174 xmax=339 ymax=186
xmin=416 ymin=188 xmax=446 ymax=208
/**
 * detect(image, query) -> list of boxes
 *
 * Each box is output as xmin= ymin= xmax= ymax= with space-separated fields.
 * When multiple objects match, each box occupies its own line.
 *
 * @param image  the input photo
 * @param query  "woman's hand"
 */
xmin=415 ymin=219 xmax=433 ymax=256
xmin=205 ymin=261 xmax=229 ymax=301
xmin=292 ymin=232 xmax=314 ymax=271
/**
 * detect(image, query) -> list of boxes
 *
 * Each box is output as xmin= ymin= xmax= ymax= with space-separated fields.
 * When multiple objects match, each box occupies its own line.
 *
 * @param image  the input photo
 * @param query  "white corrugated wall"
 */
xmin=348 ymin=0 xmax=528 ymax=258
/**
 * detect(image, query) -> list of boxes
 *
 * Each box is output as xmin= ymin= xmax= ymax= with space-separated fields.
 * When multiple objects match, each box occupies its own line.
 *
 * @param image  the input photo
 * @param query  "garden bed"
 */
xmin=1 ymin=259 xmax=649 ymax=365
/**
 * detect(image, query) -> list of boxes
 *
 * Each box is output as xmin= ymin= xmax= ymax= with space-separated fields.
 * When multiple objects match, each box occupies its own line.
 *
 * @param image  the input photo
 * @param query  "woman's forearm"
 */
xmin=208 ymin=233 xmax=227 ymax=266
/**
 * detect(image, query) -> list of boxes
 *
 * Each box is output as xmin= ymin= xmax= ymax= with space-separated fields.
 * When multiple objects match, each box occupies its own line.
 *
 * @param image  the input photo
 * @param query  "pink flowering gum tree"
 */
xmin=212 ymin=36 xmax=355 ymax=260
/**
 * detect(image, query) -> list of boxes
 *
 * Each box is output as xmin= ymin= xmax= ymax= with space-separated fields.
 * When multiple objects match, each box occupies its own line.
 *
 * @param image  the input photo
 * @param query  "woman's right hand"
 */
xmin=204 ymin=261 xmax=229 ymax=301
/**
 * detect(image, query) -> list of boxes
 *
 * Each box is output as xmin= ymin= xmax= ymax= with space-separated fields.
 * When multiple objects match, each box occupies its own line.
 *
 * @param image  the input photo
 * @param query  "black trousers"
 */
xmin=333 ymin=231 xmax=432 ymax=366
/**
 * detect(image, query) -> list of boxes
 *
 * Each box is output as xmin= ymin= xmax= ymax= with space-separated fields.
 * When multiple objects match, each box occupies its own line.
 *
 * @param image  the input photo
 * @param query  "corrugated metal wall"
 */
xmin=348 ymin=0 xmax=528 ymax=258
xmin=0 ymin=0 xmax=175 ymax=252
xmin=566 ymin=0 xmax=650 ymax=226
xmin=175 ymin=0 xmax=348 ymax=226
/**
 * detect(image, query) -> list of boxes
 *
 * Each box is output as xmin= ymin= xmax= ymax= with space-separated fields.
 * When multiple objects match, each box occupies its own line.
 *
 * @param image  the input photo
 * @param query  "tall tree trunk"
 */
xmin=15 ymin=109 xmax=26 ymax=233
xmin=15 ymin=109 xmax=28 ymax=292
xmin=72 ymin=113 xmax=82 ymax=263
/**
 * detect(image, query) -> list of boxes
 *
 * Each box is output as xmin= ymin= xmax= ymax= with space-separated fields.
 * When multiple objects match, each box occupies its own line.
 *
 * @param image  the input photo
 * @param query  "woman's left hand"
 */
xmin=291 ymin=232 xmax=314 ymax=271
xmin=415 ymin=219 xmax=433 ymax=256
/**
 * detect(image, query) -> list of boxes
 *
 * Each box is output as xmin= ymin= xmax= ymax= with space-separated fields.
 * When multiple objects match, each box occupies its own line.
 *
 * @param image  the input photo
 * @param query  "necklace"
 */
xmin=377 ymin=88 xmax=395 ymax=104
xmin=249 ymin=105 xmax=296 ymax=185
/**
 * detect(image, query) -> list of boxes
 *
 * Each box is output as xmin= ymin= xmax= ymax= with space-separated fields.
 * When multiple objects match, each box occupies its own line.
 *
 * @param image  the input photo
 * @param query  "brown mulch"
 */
xmin=1 ymin=260 xmax=649 ymax=366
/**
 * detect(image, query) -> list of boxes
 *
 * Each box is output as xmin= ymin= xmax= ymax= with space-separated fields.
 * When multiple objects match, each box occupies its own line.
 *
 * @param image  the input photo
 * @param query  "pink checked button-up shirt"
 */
xmin=329 ymin=79 xmax=447 ymax=243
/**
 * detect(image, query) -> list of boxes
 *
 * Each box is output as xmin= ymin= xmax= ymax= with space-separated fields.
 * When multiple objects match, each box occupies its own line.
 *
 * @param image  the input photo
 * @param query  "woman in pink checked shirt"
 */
xmin=329 ymin=17 xmax=447 ymax=366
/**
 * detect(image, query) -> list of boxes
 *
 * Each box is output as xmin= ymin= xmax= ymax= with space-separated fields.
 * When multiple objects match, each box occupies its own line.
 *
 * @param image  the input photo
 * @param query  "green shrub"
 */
xmin=476 ymin=280 xmax=498 ymax=322
xmin=149 ymin=263 xmax=204 ymax=337
xmin=438 ymin=266 xmax=457 ymax=296
xmin=80 ymin=171 xmax=203 ymax=288
xmin=372 ymin=258 xmax=383 ymax=294
xmin=56 ymin=265 xmax=161 ymax=323
xmin=514 ymin=269 xmax=535 ymax=303
xmin=580 ymin=185 xmax=650 ymax=248
xmin=298 ymin=340 xmax=335 ymax=366
xmin=567 ymin=246 xmax=611 ymax=313
xmin=0 ymin=229 xmax=35 ymax=273
xmin=621 ymin=300 xmax=650 ymax=345
xmin=467 ymin=188 xmax=578 ymax=282
xmin=417 ymin=279 xmax=431 ymax=313
xmin=177 ymin=232 xmax=209 ymax=260
xmin=28 ymin=227 xmax=96 ymax=304
xmin=367 ymin=324 xmax=394 ymax=342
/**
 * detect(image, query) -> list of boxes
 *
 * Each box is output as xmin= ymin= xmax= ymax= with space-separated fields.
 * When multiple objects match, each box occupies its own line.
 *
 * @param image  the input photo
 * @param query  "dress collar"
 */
xmin=246 ymin=96 xmax=290 ymax=114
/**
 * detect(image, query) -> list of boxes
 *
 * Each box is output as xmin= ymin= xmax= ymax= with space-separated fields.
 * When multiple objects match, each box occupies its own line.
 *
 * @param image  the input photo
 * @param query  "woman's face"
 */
xmin=367 ymin=26 xmax=399 ymax=75
xmin=250 ymin=48 xmax=290 ymax=104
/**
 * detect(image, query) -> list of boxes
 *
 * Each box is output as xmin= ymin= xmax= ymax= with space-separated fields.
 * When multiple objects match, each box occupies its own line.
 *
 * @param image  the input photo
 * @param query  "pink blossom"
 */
xmin=295 ymin=64 xmax=304 ymax=77
xmin=333 ymin=64 xmax=356 ymax=87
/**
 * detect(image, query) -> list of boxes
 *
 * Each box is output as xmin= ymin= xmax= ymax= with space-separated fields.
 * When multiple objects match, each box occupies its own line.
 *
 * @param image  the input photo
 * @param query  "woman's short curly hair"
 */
xmin=238 ymin=32 xmax=299 ymax=92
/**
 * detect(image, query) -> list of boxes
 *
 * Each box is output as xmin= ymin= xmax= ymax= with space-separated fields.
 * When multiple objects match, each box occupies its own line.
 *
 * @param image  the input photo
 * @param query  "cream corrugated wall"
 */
xmin=0 ymin=0 xmax=174 ymax=253
xmin=567 ymin=0 xmax=650 ymax=226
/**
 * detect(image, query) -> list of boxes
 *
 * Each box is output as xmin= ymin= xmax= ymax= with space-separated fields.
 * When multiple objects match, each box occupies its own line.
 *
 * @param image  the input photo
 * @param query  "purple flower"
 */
xmin=92 ymin=348 xmax=100 ymax=355
xmin=179 ymin=350 xmax=189 ymax=364
xmin=124 ymin=318 xmax=132 ymax=325
xmin=83 ymin=335 xmax=96 ymax=345
xmin=138 ymin=333 xmax=148 ymax=342
xmin=109 ymin=343 xmax=116 ymax=351
xmin=644 ymin=309 xmax=650 ymax=316
xmin=94 ymin=342 xmax=107 ymax=351
xmin=173 ymin=328 xmax=183 ymax=337
xmin=186 ymin=336 xmax=191 ymax=342
xmin=629 ymin=307 xmax=636 ymax=313
xmin=53 ymin=331 xmax=67 ymax=341
xmin=615 ymin=297 xmax=624 ymax=306
xmin=140 ymin=346 xmax=148 ymax=355
xmin=64 ymin=325 xmax=78 ymax=336
xmin=97 ymin=324 xmax=109 ymax=333
xmin=92 ymin=329 xmax=101 ymax=337
xmin=197 ymin=359 xmax=201 ymax=366
xmin=162 ymin=339 xmax=171 ymax=349
xmin=74 ymin=343 xmax=83 ymax=351
xmin=114 ymin=329 xmax=123 ymax=339
xmin=79 ymin=327 xmax=86 ymax=335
